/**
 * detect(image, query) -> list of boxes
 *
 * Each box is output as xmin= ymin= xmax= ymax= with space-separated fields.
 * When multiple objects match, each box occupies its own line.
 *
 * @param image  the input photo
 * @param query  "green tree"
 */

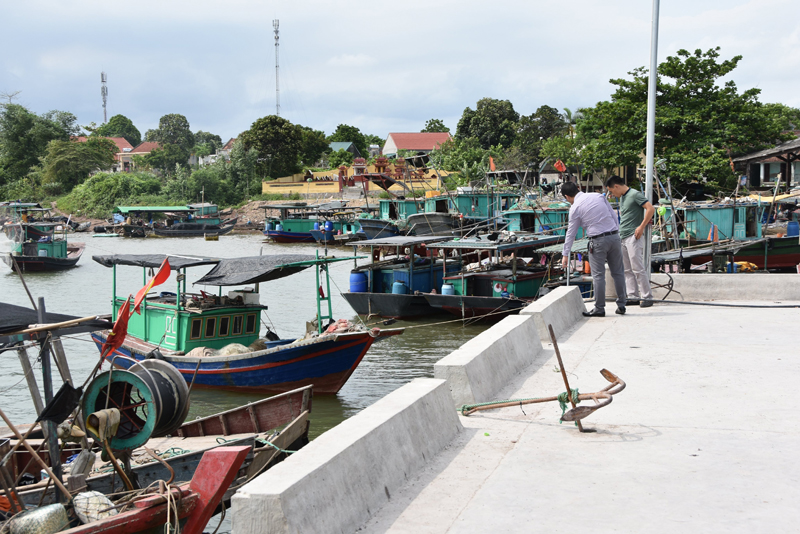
xmin=455 ymin=98 xmax=519 ymax=149
xmin=41 ymin=137 xmax=118 ymax=193
xmin=363 ymin=134 xmax=384 ymax=152
xmin=239 ymin=115 xmax=303 ymax=178
xmin=188 ymin=167 xmax=230 ymax=205
xmin=193 ymin=130 xmax=223 ymax=154
xmin=0 ymin=104 xmax=79 ymax=185
xmin=422 ymin=119 xmax=450 ymax=133
xmin=297 ymin=126 xmax=330 ymax=166
xmin=95 ymin=114 xmax=142 ymax=146
xmin=428 ymin=137 xmax=503 ymax=185
xmin=144 ymin=144 xmax=190 ymax=175
xmin=328 ymin=124 xmax=367 ymax=157
xmin=328 ymin=149 xmax=354 ymax=169
xmin=148 ymin=114 xmax=195 ymax=151
xmin=561 ymin=107 xmax=583 ymax=139
xmin=513 ymin=105 xmax=568 ymax=171
xmin=578 ymin=47 xmax=793 ymax=189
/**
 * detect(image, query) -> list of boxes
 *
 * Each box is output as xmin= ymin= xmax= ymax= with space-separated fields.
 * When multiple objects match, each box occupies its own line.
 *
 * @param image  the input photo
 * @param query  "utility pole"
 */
xmin=101 ymin=72 xmax=108 ymax=124
xmin=643 ymin=0 xmax=659 ymax=278
xmin=273 ymin=20 xmax=280 ymax=117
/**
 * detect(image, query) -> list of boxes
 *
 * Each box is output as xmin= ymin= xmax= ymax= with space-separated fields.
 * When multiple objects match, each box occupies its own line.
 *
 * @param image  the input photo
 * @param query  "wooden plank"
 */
xmin=245 ymin=410 xmax=309 ymax=479
xmin=16 ymin=347 xmax=44 ymax=417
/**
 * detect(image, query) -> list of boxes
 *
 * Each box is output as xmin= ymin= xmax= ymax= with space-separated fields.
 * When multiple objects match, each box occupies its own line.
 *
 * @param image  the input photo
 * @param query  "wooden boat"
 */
xmin=342 ymin=236 xmax=461 ymax=319
xmin=1 ymin=222 xmax=85 ymax=271
xmin=263 ymin=202 xmax=363 ymax=243
xmin=153 ymin=221 xmax=235 ymax=237
xmin=91 ymin=253 xmax=403 ymax=393
xmin=358 ymin=218 xmax=401 ymax=240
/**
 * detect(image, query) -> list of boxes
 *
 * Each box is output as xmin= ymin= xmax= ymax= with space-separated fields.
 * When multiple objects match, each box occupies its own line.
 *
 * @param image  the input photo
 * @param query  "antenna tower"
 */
xmin=273 ymin=19 xmax=280 ymax=117
xmin=101 ymin=72 xmax=108 ymax=123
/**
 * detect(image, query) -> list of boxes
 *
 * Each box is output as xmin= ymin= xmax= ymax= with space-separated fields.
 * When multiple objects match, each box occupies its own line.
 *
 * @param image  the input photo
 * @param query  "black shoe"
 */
xmin=616 ymin=306 xmax=626 ymax=315
xmin=582 ymin=308 xmax=605 ymax=317
xmin=626 ymin=299 xmax=640 ymax=306
xmin=640 ymin=300 xmax=653 ymax=308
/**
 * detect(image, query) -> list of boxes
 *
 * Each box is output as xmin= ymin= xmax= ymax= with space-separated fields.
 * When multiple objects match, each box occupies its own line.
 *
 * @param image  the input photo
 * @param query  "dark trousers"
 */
xmin=587 ymin=233 xmax=627 ymax=310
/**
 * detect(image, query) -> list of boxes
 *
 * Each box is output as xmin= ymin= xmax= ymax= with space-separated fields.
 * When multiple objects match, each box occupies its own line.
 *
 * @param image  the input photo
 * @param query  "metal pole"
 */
xmin=644 ymin=0 xmax=660 ymax=279
xmin=36 ymin=298 xmax=64 ymax=492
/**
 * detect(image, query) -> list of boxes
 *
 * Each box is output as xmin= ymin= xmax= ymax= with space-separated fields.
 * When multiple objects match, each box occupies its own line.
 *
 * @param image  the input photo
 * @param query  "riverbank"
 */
xmin=232 ymin=277 xmax=800 ymax=533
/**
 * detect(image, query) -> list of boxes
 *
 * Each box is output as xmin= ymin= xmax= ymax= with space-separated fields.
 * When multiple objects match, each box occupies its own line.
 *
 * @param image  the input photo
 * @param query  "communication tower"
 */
xmin=273 ymin=20 xmax=280 ymax=117
xmin=101 ymin=72 xmax=108 ymax=124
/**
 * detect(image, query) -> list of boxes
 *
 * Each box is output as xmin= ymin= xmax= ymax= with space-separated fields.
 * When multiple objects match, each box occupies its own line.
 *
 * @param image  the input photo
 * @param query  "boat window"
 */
xmin=219 ymin=316 xmax=230 ymax=337
xmin=204 ymin=317 xmax=217 ymax=338
xmin=245 ymin=314 xmax=257 ymax=334
xmin=232 ymin=315 xmax=243 ymax=335
xmin=190 ymin=319 xmax=202 ymax=340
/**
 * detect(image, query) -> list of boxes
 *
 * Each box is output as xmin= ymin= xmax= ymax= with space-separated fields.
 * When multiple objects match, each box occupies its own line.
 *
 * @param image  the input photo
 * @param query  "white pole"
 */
xmin=644 ymin=0 xmax=660 ymax=278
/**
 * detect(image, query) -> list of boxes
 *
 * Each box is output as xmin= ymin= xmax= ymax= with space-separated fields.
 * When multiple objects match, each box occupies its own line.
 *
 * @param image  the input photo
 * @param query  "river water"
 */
xmin=1 ymin=232 xmax=487 ymax=531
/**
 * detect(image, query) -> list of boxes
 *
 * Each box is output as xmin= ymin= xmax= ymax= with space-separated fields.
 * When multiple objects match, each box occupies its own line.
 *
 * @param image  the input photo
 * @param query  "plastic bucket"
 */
xmin=38 ymin=249 xmax=48 ymax=257
xmin=349 ymin=271 xmax=368 ymax=293
xmin=441 ymin=283 xmax=455 ymax=295
xmin=392 ymin=281 xmax=408 ymax=294
xmin=313 ymin=222 xmax=320 ymax=231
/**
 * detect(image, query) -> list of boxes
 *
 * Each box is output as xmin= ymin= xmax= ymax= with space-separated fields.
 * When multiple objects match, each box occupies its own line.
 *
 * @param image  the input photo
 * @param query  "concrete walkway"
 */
xmin=363 ymin=301 xmax=800 ymax=533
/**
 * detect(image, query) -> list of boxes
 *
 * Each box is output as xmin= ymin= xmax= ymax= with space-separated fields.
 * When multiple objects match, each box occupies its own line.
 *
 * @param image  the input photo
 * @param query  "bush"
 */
xmin=57 ymin=172 xmax=165 ymax=218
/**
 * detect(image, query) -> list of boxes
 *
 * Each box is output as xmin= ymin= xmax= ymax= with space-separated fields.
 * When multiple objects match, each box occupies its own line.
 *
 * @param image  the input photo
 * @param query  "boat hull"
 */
xmin=359 ymin=219 xmax=400 ymax=240
xmin=153 ymin=224 xmax=234 ymax=238
xmin=92 ymin=329 xmax=401 ymax=394
xmin=687 ymin=236 xmax=800 ymax=269
xmin=342 ymin=291 xmax=442 ymax=319
xmin=2 ymin=243 xmax=85 ymax=271
xmin=424 ymin=294 xmax=529 ymax=320
xmin=264 ymin=230 xmax=317 ymax=243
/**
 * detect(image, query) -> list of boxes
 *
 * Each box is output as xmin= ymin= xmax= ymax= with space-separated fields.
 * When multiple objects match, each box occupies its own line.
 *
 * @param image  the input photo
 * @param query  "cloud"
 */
xmin=327 ymin=54 xmax=377 ymax=68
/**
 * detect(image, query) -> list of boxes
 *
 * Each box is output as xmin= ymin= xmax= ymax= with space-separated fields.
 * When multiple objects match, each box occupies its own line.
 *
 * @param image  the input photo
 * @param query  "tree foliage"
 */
xmin=57 ymin=172 xmax=162 ymax=218
xmin=95 ymin=114 xmax=142 ymax=146
xmin=578 ymin=47 xmax=793 ymax=189
xmin=144 ymin=144 xmax=191 ymax=175
xmin=193 ymin=130 xmax=223 ymax=154
xmin=0 ymin=104 xmax=79 ymax=186
xmin=41 ymin=137 xmax=118 ymax=193
xmin=456 ymin=98 xmax=519 ymax=149
xmin=147 ymin=114 xmax=195 ymax=151
xmin=429 ymin=137 xmax=503 ymax=185
xmin=328 ymin=124 xmax=367 ymax=157
xmin=513 ymin=105 xmax=567 ymax=171
xmin=422 ymin=118 xmax=450 ymax=133
xmin=328 ymin=149 xmax=354 ymax=169
xmin=239 ymin=115 xmax=302 ymax=178
xmin=297 ymin=126 xmax=330 ymax=166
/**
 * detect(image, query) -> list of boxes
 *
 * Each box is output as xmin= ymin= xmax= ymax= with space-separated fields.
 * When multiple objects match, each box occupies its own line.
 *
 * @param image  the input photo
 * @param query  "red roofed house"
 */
xmin=119 ymin=141 xmax=162 ymax=172
xmin=382 ymin=132 xmax=452 ymax=157
xmin=71 ymin=136 xmax=135 ymax=172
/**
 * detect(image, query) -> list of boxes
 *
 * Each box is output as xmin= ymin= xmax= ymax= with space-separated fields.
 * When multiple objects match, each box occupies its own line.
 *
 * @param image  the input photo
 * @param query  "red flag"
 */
xmin=489 ymin=157 xmax=496 ymax=172
xmin=133 ymin=258 xmax=171 ymax=314
xmin=101 ymin=296 xmax=132 ymax=358
xmin=554 ymin=159 xmax=567 ymax=173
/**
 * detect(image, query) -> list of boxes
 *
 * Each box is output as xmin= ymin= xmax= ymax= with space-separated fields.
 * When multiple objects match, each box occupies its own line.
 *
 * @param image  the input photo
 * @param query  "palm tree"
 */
xmin=562 ymin=108 xmax=583 ymax=139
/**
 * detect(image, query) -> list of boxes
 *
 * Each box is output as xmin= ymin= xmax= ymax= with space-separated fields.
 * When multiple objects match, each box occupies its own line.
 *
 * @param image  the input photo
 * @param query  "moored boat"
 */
xmin=1 ymin=221 xmax=85 ymax=271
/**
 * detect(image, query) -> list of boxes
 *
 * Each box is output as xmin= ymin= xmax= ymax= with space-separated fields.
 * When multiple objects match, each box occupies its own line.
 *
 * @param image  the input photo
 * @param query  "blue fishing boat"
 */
xmin=90 ymin=253 xmax=402 ymax=393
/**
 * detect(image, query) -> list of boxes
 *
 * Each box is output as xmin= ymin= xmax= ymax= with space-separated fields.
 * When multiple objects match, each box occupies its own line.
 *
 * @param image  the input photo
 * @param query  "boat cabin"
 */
xmin=664 ymin=202 xmax=764 ymax=241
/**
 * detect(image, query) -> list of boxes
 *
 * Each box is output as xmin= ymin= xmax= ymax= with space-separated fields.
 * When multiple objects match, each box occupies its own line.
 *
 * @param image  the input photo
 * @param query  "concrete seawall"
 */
xmin=231 ymin=378 xmax=461 ymax=534
xmin=434 ymin=314 xmax=544 ymax=408
xmin=519 ymin=285 xmax=587 ymax=341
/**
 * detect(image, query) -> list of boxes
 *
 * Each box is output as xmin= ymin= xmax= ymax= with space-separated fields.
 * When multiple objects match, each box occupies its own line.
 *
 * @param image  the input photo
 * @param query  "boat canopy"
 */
xmin=429 ymin=234 xmax=562 ymax=252
xmin=114 ymin=206 xmax=196 ymax=214
xmin=350 ymin=235 xmax=451 ymax=248
xmin=0 ymin=302 xmax=112 ymax=343
xmin=193 ymin=254 xmax=316 ymax=286
xmin=93 ymin=254 xmax=220 ymax=270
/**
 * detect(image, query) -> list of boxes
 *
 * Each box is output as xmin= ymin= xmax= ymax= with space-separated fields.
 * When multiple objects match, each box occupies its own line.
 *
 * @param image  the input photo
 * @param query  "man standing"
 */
xmin=605 ymin=176 xmax=655 ymax=307
xmin=560 ymin=182 xmax=627 ymax=317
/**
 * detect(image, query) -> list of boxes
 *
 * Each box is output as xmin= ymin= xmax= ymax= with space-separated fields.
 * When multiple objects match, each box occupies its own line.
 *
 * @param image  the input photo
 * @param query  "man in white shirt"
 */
xmin=560 ymin=182 xmax=627 ymax=317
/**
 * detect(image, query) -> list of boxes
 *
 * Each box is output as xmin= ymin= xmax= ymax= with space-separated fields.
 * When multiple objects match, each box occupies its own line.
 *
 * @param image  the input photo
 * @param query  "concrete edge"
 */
xmin=519 ymin=286 xmax=586 ymax=341
xmin=231 ymin=377 xmax=462 ymax=534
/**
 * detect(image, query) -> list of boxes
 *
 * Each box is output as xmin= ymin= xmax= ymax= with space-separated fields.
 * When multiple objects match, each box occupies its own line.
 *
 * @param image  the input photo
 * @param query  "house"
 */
xmin=119 ymin=141 xmax=161 ymax=172
xmin=733 ymin=135 xmax=800 ymax=189
xmin=71 ymin=136 xmax=135 ymax=172
xmin=329 ymin=141 xmax=361 ymax=158
xmin=200 ymin=138 xmax=236 ymax=166
xmin=381 ymin=132 xmax=452 ymax=157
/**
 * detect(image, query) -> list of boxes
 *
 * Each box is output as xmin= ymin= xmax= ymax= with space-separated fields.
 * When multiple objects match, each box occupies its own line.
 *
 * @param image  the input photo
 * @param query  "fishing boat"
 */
xmin=152 ymin=203 xmax=236 ymax=237
xmin=357 ymin=218 xmax=401 ymax=240
xmin=90 ymin=253 xmax=403 ymax=393
xmin=423 ymin=234 xmax=562 ymax=320
xmin=1 ymin=221 xmax=85 ymax=271
xmin=342 ymin=236 xmax=461 ymax=318
xmin=263 ymin=202 xmax=363 ymax=243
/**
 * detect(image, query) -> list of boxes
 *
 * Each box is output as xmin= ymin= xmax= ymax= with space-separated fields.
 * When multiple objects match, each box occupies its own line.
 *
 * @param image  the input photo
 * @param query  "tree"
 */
xmin=328 ymin=149 xmax=354 ymax=169
xmin=144 ymin=144 xmax=191 ymax=175
xmin=297 ymin=126 xmax=329 ymax=166
xmin=193 ymin=130 xmax=223 ymax=153
xmin=428 ymin=137 xmax=503 ymax=185
xmin=561 ymin=108 xmax=583 ymax=139
xmin=238 ymin=115 xmax=303 ymax=178
xmin=422 ymin=119 xmax=450 ymax=133
xmin=0 ymin=104 xmax=79 ymax=186
xmin=328 ymin=124 xmax=367 ymax=157
xmin=578 ymin=47 xmax=793 ymax=190
xmin=513 ymin=105 xmax=568 ymax=171
xmin=363 ymin=134 xmax=384 ymax=152
xmin=95 ymin=114 xmax=142 ymax=146
xmin=455 ymin=98 xmax=519 ymax=149
xmin=147 ymin=114 xmax=194 ymax=151
xmin=41 ymin=137 xmax=118 ymax=192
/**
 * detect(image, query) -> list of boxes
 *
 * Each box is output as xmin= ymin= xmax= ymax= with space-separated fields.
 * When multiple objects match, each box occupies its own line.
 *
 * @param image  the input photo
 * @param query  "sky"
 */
xmin=2 ymin=0 xmax=798 ymax=143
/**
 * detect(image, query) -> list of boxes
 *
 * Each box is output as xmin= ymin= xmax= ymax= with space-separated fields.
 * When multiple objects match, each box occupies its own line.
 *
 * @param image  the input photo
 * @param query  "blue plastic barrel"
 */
xmin=313 ymin=222 xmax=320 ymax=231
xmin=349 ymin=271 xmax=368 ymax=292
xmin=441 ymin=283 xmax=455 ymax=295
xmin=392 ymin=281 xmax=408 ymax=294
xmin=787 ymin=221 xmax=799 ymax=237
xmin=276 ymin=224 xmax=284 ymax=232
xmin=265 ymin=222 xmax=272 ymax=231
xmin=324 ymin=220 xmax=334 ymax=231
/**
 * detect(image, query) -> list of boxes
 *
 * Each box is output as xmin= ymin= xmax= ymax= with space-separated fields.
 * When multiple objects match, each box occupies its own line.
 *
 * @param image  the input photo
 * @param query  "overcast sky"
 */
xmin=2 ymin=0 xmax=798 ymax=142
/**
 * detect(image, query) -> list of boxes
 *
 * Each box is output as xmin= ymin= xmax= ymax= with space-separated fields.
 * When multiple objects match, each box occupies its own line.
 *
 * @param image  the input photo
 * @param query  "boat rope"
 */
xmin=643 ymin=299 xmax=800 ymax=309
xmin=255 ymin=437 xmax=297 ymax=454
xmin=459 ymin=388 xmax=580 ymax=423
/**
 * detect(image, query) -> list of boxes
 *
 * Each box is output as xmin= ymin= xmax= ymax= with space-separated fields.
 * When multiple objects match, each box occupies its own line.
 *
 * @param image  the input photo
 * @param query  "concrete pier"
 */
xmin=233 ymin=276 xmax=800 ymax=533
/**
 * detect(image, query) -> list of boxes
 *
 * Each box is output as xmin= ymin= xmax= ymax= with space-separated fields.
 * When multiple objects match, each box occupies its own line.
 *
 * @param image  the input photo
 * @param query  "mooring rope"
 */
xmin=459 ymin=388 xmax=580 ymax=421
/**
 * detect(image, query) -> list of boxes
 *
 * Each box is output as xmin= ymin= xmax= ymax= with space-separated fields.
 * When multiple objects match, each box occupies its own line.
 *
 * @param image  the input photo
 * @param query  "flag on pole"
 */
xmin=489 ymin=157 xmax=496 ymax=172
xmin=100 ymin=295 xmax=132 ymax=358
xmin=133 ymin=258 xmax=171 ymax=314
xmin=554 ymin=159 xmax=567 ymax=173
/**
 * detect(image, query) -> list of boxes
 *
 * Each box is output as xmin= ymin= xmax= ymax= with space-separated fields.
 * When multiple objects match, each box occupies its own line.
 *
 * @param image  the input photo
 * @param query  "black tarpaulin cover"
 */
xmin=93 ymin=254 xmax=220 ymax=270
xmin=0 ymin=302 xmax=112 ymax=338
xmin=194 ymin=255 xmax=316 ymax=286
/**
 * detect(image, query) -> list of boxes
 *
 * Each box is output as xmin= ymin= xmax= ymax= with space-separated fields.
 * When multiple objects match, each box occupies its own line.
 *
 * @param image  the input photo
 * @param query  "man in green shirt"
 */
xmin=605 ymin=176 xmax=655 ymax=307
